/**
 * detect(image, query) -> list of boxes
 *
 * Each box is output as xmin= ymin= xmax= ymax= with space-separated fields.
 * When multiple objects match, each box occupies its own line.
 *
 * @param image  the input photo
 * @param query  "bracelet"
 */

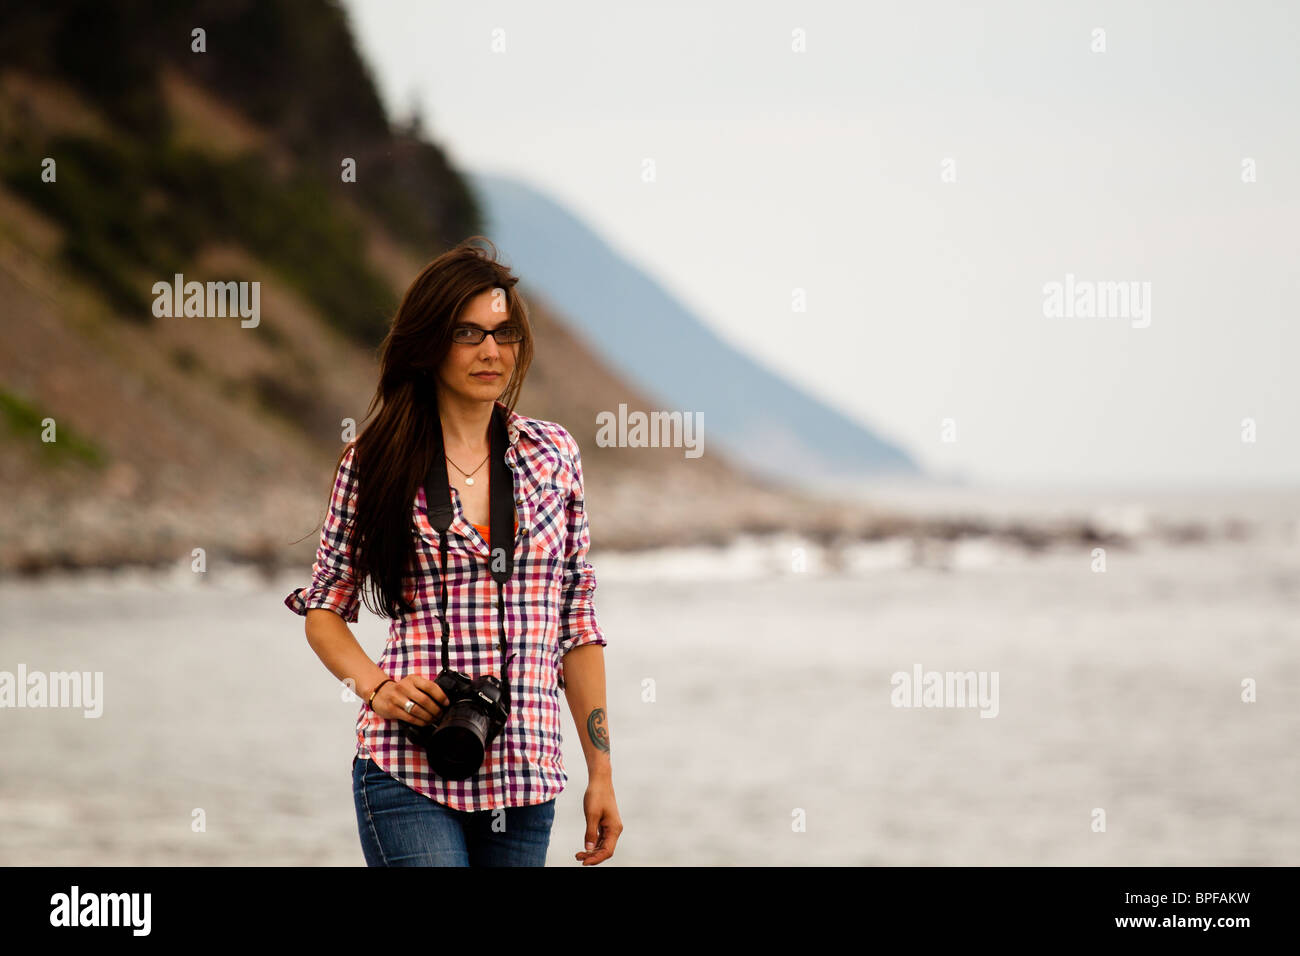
xmin=368 ymin=678 xmax=393 ymax=709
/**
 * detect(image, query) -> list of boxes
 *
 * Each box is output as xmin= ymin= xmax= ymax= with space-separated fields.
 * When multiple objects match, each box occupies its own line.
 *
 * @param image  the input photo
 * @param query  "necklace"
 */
xmin=445 ymin=451 xmax=490 ymax=485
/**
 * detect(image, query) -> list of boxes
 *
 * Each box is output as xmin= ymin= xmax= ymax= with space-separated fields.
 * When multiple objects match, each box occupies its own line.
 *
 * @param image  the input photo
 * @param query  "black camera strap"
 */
xmin=425 ymin=403 xmax=516 ymax=714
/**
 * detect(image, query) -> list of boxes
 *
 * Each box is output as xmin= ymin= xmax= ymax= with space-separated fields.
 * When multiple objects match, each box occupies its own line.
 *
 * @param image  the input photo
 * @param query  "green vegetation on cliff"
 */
xmin=0 ymin=0 xmax=481 ymax=343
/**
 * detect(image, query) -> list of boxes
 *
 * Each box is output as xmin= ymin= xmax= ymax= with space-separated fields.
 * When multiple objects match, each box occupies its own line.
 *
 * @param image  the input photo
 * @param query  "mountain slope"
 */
xmin=471 ymin=172 xmax=921 ymax=485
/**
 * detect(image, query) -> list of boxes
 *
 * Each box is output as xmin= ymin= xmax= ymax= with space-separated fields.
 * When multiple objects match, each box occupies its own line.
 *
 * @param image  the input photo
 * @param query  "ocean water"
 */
xmin=1 ymin=491 xmax=1297 ymax=865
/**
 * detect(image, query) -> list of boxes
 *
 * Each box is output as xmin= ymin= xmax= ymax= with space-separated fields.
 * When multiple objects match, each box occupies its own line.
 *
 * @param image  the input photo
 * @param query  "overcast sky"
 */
xmin=342 ymin=0 xmax=1299 ymax=487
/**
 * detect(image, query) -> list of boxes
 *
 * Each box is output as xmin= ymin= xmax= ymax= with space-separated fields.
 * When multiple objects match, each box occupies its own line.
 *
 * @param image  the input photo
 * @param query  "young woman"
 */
xmin=285 ymin=238 xmax=622 ymax=866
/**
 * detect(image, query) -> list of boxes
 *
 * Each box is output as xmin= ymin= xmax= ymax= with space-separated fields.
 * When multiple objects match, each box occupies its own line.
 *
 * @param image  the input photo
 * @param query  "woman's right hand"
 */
xmin=372 ymin=675 xmax=452 ymax=726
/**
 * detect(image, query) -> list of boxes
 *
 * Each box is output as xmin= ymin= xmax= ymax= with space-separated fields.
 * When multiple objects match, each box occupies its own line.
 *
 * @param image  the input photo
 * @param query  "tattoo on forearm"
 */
xmin=586 ymin=707 xmax=610 ymax=753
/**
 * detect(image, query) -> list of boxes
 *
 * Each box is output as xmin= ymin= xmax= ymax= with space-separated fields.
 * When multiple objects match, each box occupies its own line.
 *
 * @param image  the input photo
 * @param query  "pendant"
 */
xmin=465 ymin=477 xmax=475 ymax=485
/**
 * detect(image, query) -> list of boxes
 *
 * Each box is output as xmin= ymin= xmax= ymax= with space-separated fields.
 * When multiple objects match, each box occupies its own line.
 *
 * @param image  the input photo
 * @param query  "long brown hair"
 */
xmin=338 ymin=236 xmax=533 ymax=619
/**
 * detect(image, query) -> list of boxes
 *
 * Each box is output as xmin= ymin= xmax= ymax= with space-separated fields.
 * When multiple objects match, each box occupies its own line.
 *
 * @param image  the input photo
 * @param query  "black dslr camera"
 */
xmin=402 ymin=669 xmax=510 ymax=780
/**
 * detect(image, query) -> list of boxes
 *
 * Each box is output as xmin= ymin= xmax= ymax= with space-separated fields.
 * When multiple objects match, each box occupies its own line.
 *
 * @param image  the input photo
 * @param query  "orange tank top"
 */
xmin=472 ymin=517 xmax=518 ymax=541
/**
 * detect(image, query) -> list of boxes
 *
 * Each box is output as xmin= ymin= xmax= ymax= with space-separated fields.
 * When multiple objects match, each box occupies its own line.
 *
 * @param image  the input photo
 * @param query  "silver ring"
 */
xmin=404 ymin=699 xmax=415 ymax=714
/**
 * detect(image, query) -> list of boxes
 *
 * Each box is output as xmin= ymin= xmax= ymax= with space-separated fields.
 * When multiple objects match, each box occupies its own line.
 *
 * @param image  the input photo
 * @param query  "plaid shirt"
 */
xmin=284 ymin=400 xmax=606 ymax=811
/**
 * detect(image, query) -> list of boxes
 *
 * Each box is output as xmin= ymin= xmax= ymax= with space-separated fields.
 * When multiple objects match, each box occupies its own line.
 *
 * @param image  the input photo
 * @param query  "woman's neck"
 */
xmin=437 ymin=389 xmax=495 ymax=452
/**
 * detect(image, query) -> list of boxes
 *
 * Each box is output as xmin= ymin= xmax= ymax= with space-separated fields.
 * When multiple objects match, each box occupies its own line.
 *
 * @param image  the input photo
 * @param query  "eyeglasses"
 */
xmin=451 ymin=325 xmax=523 ymax=345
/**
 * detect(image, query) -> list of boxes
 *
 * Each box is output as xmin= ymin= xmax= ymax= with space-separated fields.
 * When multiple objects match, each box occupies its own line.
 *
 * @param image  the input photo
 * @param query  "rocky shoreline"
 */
xmin=0 ymin=485 xmax=1245 ymax=580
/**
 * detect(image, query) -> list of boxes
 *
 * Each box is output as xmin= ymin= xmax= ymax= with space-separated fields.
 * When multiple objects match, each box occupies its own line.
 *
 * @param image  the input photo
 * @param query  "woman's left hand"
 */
xmin=576 ymin=777 xmax=622 ymax=865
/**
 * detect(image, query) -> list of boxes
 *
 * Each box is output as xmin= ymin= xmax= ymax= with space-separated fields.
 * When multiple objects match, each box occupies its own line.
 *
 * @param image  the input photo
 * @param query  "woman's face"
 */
xmin=437 ymin=289 xmax=518 ymax=404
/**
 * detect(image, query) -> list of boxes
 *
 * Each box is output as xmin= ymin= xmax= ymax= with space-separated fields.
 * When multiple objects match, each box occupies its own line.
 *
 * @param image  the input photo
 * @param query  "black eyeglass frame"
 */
xmin=451 ymin=325 xmax=523 ymax=345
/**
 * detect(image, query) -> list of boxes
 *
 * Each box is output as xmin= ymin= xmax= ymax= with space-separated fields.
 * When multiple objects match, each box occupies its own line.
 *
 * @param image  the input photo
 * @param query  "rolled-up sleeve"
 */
xmin=555 ymin=429 xmax=606 ymax=684
xmin=284 ymin=443 xmax=362 ymax=624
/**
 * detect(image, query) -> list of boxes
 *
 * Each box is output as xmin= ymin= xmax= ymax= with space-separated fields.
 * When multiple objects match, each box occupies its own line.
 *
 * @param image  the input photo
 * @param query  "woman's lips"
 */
xmin=472 ymin=372 xmax=500 ymax=379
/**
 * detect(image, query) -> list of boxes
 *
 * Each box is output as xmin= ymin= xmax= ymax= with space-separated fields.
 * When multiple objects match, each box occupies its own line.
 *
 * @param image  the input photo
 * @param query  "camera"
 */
xmin=402 ymin=670 xmax=510 ymax=780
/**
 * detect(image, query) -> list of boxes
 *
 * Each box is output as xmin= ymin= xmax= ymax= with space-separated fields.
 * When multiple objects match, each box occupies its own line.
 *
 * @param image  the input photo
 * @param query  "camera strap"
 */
xmin=425 ymin=402 xmax=517 ymax=714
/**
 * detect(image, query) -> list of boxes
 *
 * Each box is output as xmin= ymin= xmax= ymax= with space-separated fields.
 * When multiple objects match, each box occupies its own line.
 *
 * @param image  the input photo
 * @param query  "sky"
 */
xmin=341 ymin=0 xmax=1299 ymax=487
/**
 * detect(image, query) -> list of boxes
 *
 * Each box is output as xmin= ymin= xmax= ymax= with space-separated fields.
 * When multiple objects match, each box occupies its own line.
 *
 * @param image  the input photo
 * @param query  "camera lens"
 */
xmin=427 ymin=702 xmax=493 ymax=779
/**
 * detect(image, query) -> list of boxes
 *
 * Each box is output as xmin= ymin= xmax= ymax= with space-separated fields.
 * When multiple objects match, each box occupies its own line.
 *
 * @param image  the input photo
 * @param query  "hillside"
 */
xmin=0 ymin=4 xmax=901 ymax=575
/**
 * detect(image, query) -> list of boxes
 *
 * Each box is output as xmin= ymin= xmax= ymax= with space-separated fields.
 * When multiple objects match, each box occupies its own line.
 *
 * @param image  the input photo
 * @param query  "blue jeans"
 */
xmin=352 ymin=755 xmax=556 ymax=866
